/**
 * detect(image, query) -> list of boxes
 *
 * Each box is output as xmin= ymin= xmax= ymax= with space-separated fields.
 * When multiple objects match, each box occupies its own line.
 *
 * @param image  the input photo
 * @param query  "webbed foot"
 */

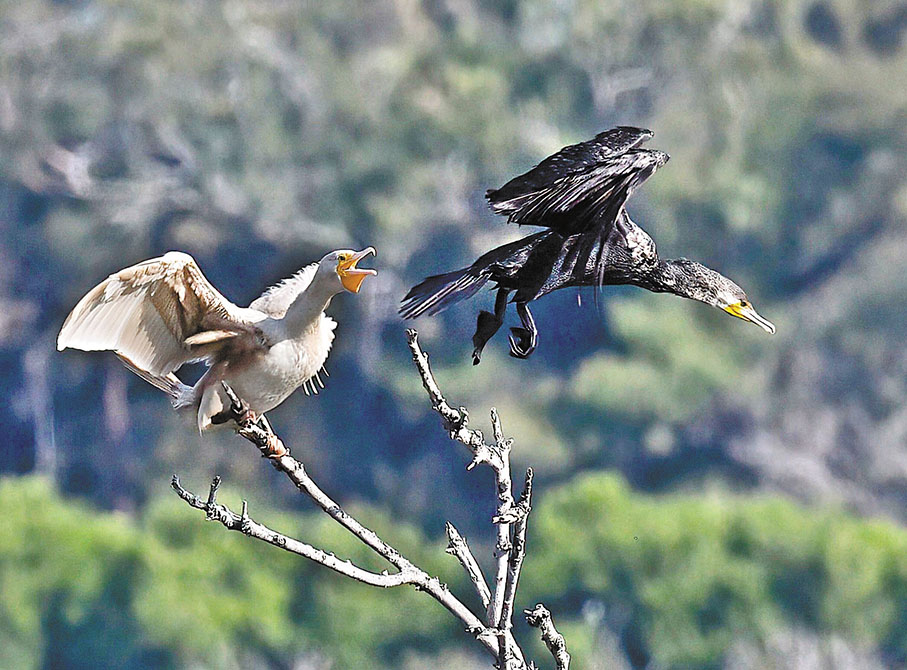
xmin=471 ymin=288 xmax=510 ymax=365
xmin=508 ymin=302 xmax=538 ymax=359
xmin=473 ymin=310 xmax=502 ymax=365
xmin=508 ymin=327 xmax=537 ymax=359
xmin=212 ymin=382 xmax=257 ymax=426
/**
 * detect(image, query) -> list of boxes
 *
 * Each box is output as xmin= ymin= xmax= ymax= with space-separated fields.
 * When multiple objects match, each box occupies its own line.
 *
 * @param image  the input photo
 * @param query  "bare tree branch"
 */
xmin=500 ymin=469 xmax=533 ymax=640
xmin=405 ymin=329 xmax=527 ymax=668
xmin=177 ymin=387 xmax=501 ymax=658
xmin=487 ymin=406 xmax=516 ymax=630
xmin=172 ymin=329 xmax=568 ymax=669
xmin=445 ymin=522 xmax=492 ymax=610
xmin=171 ymin=475 xmax=416 ymax=588
xmin=525 ymin=604 xmax=571 ymax=670
xmin=405 ymin=329 xmax=503 ymax=472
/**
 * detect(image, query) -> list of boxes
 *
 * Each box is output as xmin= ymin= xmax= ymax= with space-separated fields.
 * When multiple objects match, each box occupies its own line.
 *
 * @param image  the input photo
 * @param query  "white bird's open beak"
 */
xmin=338 ymin=247 xmax=377 ymax=293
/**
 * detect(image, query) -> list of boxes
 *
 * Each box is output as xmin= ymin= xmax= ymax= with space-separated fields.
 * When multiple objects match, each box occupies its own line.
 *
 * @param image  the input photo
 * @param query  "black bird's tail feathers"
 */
xmin=399 ymin=267 xmax=490 ymax=319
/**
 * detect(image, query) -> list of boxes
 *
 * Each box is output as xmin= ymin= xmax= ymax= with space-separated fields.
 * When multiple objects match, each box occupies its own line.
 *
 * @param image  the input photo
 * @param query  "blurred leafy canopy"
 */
xmin=4 ymin=474 xmax=907 ymax=669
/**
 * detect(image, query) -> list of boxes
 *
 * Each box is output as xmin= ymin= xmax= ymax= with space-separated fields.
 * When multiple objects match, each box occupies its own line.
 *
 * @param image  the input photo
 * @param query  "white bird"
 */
xmin=57 ymin=248 xmax=377 ymax=432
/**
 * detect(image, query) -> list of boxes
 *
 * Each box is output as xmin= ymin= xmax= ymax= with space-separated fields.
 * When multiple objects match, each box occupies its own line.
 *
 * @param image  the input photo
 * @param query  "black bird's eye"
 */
xmin=338 ymin=254 xmax=348 ymax=262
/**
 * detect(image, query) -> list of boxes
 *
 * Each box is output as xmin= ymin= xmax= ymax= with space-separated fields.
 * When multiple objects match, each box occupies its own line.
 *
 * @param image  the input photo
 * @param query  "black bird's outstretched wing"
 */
xmin=486 ymin=126 xmax=667 ymax=236
xmin=490 ymin=126 xmax=653 ymax=201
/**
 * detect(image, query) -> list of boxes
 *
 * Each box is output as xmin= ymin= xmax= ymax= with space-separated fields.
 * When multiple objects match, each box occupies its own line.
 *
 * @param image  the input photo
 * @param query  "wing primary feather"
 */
xmin=486 ymin=139 xmax=668 ymax=237
xmin=58 ymin=253 xmax=256 ymax=378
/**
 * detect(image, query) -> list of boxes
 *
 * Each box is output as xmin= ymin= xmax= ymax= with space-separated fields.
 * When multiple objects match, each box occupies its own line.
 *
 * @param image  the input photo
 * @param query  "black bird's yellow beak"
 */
xmin=338 ymin=247 xmax=377 ymax=293
xmin=724 ymin=301 xmax=776 ymax=334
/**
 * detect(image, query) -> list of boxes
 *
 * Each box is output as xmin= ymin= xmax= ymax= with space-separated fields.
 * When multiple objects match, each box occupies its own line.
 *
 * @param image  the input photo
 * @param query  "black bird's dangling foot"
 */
xmin=508 ymin=302 xmax=538 ymax=359
xmin=472 ymin=311 xmax=500 ymax=365
xmin=508 ymin=327 xmax=536 ymax=358
xmin=472 ymin=288 xmax=509 ymax=365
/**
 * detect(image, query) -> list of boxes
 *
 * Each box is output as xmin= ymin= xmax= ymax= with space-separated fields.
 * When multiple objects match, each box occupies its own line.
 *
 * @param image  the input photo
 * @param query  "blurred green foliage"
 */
xmin=4 ymin=473 xmax=907 ymax=669
xmin=524 ymin=473 xmax=907 ymax=668
xmin=0 ymin=476 xmax=469 ymax=669
xmin=571 ymin=297 xmax=754 ymax=423
xmin=2 ymin=0 xmax=907 ymax=667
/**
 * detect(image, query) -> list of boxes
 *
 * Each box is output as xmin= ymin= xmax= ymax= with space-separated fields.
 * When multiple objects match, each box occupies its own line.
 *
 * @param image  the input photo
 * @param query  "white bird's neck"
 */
xmin=282 ymin=278 xmax=339 ymax=336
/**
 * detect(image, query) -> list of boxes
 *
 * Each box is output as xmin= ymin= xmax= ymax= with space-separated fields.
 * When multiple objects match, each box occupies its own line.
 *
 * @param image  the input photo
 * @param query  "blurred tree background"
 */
xmin=1 ymin=0 xmax=906 ymax=667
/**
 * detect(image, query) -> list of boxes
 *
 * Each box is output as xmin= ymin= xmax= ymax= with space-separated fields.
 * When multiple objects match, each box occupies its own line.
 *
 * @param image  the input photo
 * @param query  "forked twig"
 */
xmin=171 ymin=475 xmax=415 ymax=587
xmin=526 ymin=604 xmax=571 ymax=669
xmin=172 ymin=329 xmax=572 ymax=669
xmin=446 ymin=522 xmax=492 ymax=610
xmin=176 ymin=386 xmax=497 ymax=656
xmin=406 ymin=330 xmax=536 ymax=668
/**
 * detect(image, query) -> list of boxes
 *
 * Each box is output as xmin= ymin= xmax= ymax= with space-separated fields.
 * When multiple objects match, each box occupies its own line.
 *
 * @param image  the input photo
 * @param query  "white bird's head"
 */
xmin=318 ymin=247 xmax=377 ymax=294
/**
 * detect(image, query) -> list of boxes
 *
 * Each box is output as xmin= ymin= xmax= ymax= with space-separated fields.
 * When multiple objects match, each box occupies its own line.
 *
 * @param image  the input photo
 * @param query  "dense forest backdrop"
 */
xmin=2 ymin=0 xmax=907 ymax=668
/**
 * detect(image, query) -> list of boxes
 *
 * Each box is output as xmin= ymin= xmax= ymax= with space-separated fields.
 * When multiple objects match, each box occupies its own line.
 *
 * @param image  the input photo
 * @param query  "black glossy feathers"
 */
xmin=486 ymin=126 xmax=666 ymax=235
xmin=399 ymin=126 xmax=771 ymax=362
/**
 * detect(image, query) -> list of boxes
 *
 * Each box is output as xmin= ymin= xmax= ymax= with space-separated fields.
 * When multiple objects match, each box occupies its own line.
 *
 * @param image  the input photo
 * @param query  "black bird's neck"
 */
xmin=631 ymin=259 xmax=711 ymax=303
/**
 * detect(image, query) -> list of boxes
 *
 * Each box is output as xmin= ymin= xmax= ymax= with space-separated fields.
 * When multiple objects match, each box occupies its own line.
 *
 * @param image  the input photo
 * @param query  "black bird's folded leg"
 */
xmin=472 ymin=288 xmax=509 ymax=365
xmin=508 ymin=302 xmax=538 ymax=359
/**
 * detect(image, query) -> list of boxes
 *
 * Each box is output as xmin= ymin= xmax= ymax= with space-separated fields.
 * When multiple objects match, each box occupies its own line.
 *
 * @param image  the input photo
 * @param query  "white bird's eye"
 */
xmin=338 ymin=254 xmax=349 ymax=262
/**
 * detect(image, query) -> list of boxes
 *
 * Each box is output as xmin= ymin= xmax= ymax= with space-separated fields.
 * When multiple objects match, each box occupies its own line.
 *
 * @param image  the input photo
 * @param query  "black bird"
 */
xmin=400 ymin=127 xmax=775 ymax=364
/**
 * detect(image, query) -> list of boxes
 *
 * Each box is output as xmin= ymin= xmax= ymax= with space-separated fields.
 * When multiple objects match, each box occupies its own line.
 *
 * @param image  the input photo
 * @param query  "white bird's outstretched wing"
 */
xmin=57 ymin=252 xmax=265 ymax=375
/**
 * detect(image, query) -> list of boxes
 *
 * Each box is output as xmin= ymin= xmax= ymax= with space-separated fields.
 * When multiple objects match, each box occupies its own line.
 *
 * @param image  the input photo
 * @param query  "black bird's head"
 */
xmin=660 ymin=259 xmax=776 ymax=334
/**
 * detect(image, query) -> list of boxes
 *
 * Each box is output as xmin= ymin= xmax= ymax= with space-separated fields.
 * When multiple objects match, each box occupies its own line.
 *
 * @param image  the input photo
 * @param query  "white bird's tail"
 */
xmin=116 ymin=354 xmax=194 ymax=408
